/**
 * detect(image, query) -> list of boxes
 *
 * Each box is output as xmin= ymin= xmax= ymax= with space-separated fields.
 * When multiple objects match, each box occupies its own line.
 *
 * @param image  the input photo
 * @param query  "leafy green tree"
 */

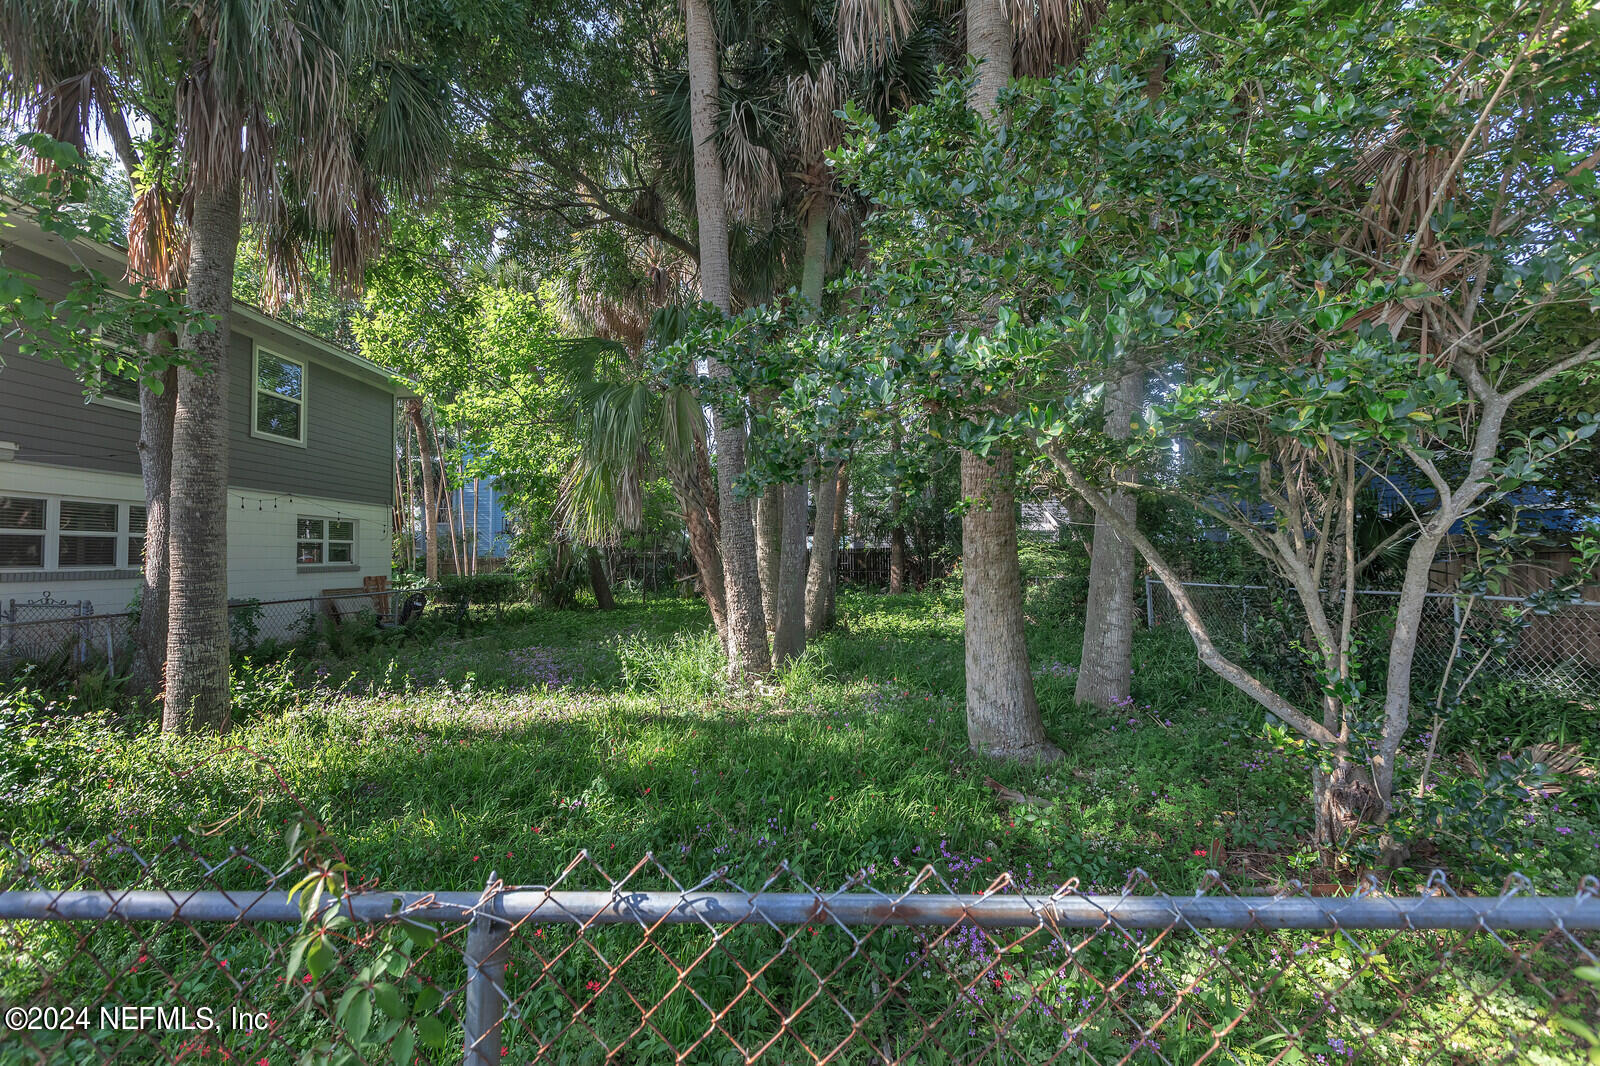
xmin=830 ymin=0 xmax=1600 ymax=849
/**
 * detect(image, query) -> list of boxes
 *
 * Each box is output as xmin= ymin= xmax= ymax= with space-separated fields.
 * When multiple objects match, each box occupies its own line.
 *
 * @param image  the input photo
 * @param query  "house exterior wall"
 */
xmin=0 ymin=462 xmax=392 ymax=623
xmin=414 ymin=476 xmax=511 ymax=563
xmin=0 ymin=247 xmax=395 ymax=505
xmin=0 ymin=227 xmax=402 ymax=619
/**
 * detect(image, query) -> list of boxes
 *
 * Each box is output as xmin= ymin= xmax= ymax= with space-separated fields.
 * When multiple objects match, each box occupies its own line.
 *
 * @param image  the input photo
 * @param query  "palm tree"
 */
xmin=1074 ymin=45 xmax=1164 ymax=712
xmin=832 ymin=0 xmax=1100 ymax=759
xmin=685 ymin=0 xmax=774 ymax=678
xmin=4 ymin=0 xmax=448 ymax=731
xmin=552 ymin=236 xmax=732 ymax=633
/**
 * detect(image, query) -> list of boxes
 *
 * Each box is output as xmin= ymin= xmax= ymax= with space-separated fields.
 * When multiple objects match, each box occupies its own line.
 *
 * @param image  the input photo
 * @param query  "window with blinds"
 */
xmin=58 ymin=501 xmax=118 ymax=567
xmin=0 ymin=496 xmax=45 ymax=568
xmin=0 ymin=498 xmax=148 ymax=570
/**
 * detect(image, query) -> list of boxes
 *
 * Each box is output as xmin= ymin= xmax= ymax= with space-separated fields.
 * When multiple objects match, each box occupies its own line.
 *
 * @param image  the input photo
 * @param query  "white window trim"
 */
xmin=0 ymin=497 xmax=145 ymax=572
xmin=251 ymin=344 xmax=308 ymax=447
xmin=56 ymin=498 xmax=122 ymax=570
xmin=0 ymin=494 xmax=48 ymax=571
xmin=86 ymin=366 xmax=142 ymax=412
xmin=296 ymin=515 xmax=357 ymax=568
xmin=83 ymin=323 xmax=143 ymax=412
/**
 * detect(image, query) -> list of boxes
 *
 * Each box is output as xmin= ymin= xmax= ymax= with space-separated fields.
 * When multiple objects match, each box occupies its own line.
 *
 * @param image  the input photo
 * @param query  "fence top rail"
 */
xmin=0 ymin=586 xmax=444 ymax=632
xmin=3 ymin=884 xmax=1598 ymax=930
xmin=1146 ymin=577 xmax=1600 ymax=607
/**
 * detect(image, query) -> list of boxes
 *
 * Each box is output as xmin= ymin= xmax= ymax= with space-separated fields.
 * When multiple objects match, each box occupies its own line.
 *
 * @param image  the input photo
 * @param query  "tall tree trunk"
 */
xmin=805 ymin=461 xmax=840 ymax=637
xmin=686 ymin=0 xmax=770 ymax=677
xmin=889 ymin=524 xmax=908 ymax=594
xmin=403 ymin=412 xmax=419 ymax=572
xmin=773 ymin=478 xmax=809 ymax=665
xmin=825 ymin=461 xmax=848 ymax=624
xmin=667 ymin=454 xmax=728 ymax=635
xmin=958 ymin=0 xmax=1056 ymax=762
xmin=469 ymin=454 xmax=480 ymax=574
xmin=441 ymin=476 xmax=462 ymax=577
xmin=888 ymin=427 xmax=907 ymax=594
xmin=163 ymin=181 xmax=240 ymax=734
xmin=962 ymin=451 xmax=1059 ymax=761
xmin=587 ymin=547 xmax=616 ymax=610
xmin=433 ymin=421 xmax=463 ymax=577
xmin=133 ymin=357 xmax=175 ymax=693
xmin=405 ymin=399 xmax=438 ymax=583
xmin=966 ymin=0 xmax=1012 ymax=114
xmin=757 ymin=483 xmax=781 ymax=629
xmin=775 ymin=199 xmax=833 ymax=655
xmin=1074 ymin=51 xmax=1168 ymax=706
xmin=1075 ymin=362 xmax=1142 ymax=709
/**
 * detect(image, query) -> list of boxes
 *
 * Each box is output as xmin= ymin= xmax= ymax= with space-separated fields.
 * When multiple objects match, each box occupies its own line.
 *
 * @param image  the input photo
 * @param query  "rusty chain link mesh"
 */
xmin=2 ymin=825 xmax=1597 ymax=1066
xmin=1144 ymin=579 xmax=1600 ymax=701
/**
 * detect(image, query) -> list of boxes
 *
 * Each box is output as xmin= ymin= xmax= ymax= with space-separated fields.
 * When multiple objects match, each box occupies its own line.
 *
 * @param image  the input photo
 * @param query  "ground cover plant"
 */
xmin=2 ymin=590 xmax=1595 ymax=1063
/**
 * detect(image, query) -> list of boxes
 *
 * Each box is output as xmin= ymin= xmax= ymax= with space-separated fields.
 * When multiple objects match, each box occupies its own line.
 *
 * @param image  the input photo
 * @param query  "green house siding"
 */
xmin=0 ymin=246 xmax=396 ymax=506
xmin=226 ymin=334 xmax=395 ymax=505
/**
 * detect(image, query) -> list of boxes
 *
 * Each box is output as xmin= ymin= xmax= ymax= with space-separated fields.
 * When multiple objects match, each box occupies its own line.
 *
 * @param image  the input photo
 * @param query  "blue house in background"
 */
xmin=1372 ymin=477 xmax=1596 ymax=535
xmin=416 ymin=473 xmax=511 ymax=565
xmin=462 ymin=476 xmax=512 ymax=559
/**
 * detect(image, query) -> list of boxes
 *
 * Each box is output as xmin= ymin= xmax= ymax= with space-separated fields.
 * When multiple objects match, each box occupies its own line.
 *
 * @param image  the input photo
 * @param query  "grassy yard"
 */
xmin=5 ymin=586 xmax=1595 ymax=893
xmin=2 ymin=588 xmax=1597 ymax=1064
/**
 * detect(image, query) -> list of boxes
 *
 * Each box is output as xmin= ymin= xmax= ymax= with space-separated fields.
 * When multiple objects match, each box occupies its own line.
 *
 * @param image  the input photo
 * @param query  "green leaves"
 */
xmin=0 ymin=135 xmax=194 ymax=386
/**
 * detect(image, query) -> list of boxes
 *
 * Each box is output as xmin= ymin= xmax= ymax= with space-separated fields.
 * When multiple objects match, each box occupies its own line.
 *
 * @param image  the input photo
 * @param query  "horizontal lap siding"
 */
xmin=0 ymin=344 xmax=142 ymax=474
xmin=0 ymin=246 xmax=142 ymax=474
xmin=0 ymin=463 xmax=393 ymax=612
xmin=0 ymin=245 xmax=394 ymax=507
xmin=227 ymin=333 xmax=394 ymax=506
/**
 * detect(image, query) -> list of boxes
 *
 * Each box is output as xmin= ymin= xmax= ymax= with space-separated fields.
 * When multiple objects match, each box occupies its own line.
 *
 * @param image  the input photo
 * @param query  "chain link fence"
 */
xmin=1 ymin=822 xmax=1597 ymax=1066
xmin=1145 ymin=579 xmax=1600 ymax=700
xmin=0 ymin=588 xmax=443 ymax=675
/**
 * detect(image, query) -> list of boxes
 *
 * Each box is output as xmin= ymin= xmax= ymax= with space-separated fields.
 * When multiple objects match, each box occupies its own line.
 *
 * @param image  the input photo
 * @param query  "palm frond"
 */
xmin=837 ymin=0 xmax=919 ymax=71
xmin=1009 ymin=0 xmax=1106 ymax=78
xmin=787 ymin=62 xmax=844 ymax=165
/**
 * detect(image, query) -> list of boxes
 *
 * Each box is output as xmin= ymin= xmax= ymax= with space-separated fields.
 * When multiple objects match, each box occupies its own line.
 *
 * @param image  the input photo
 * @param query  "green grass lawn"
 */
xmin=2 ymin=587 xmax=1596 ymax=1064
xmin=6 ymin=586 xmax=1594 ymax=894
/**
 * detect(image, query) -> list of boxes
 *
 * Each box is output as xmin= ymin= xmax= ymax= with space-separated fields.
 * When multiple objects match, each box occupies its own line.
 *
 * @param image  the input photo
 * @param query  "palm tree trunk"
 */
xmin=686 ymin=0 xmax=770 ymax=677
xmin=587 ymin=547 xmax=616 ymax=610
xmin=133 ymin=357 xmax=175 ymax=693
xmin=1075 ymin=362 xmax=1142 ymax=708
xmin=163 ymin=180 xmax=240 ymax=734
xmin=805 ymin=461 xmax=840 ymax=637
xmin=776 ymin=198 xmax=833 ymax=654
xmin=962 ymin=451 xmax=1059 ymax=761
xmin=960 ymin=0 xmax=1057 ymax=762
xmin=1075 ymin=52 xmax=1167 ymax=708
xmin=405 ymin=399 xmax=439 ymax=583
xmin=757 ymin=483 xmax=782 ymax=629
xmin=966 ymin=0 xmax=1012 ymax=114
xmin=667 ymin=454 xmax=728 ymax=634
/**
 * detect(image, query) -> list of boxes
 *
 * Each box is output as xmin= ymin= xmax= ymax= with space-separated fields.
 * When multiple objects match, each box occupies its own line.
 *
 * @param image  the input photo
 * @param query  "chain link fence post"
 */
xmin=462 ymin=871 xmax=508 ymax=1066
